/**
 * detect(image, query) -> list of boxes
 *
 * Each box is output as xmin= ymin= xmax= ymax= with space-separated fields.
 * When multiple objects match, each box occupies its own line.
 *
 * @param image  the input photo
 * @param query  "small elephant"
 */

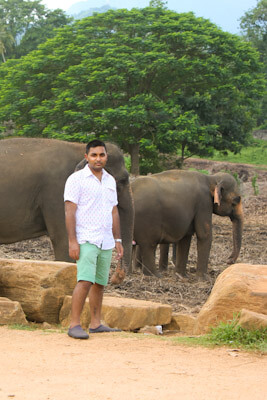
xmin=0 ymin=138 xmax=134 ymax=271
xmin=132 ymin=169 xmax=243 ymax=278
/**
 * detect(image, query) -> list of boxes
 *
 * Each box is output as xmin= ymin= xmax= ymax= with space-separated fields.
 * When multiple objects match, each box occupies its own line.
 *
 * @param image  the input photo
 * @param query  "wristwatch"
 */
xmin=115 ymin=239 xmax=122 ymax=243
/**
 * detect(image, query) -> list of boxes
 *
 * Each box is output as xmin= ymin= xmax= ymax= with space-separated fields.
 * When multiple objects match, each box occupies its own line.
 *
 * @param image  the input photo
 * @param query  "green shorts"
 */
xmin=77 ymin=242 xmax=113 ymax=286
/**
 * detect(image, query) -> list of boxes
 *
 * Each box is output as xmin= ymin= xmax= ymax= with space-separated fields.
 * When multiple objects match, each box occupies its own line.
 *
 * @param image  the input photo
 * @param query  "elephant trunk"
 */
xmin=228 ymin=201 xmax=244 ymax=264
xmin=117 ymin=183 xmax=134 ymax=273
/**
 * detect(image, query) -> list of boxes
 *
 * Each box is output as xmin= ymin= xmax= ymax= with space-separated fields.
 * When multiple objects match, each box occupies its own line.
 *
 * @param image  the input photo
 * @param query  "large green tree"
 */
xmin=0 ymin=7 xmax=265 ymax=173
xmin=0 ymin=0 xmax=72 ymax=60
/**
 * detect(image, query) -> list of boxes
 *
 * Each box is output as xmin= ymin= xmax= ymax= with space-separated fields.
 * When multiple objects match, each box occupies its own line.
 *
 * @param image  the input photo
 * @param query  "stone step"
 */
xmin=60 ymin=295 xmax=172 ymax=331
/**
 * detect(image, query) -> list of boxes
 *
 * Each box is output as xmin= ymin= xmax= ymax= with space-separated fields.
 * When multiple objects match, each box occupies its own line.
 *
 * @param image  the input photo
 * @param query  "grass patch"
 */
xmin=8 ymin=323 xmax=40 ymax=331
xmin=188 ymin=168 xmax=210 ymax=174
xmin=208 ymin=139 xmax=267 ymax=166
xmin=207 ymin=320 xmax=267 ymax=352
xmin=7 ymin=322 xmax=66 ymax=333
xmin=169 ymin=318 xmax=267 ymax=353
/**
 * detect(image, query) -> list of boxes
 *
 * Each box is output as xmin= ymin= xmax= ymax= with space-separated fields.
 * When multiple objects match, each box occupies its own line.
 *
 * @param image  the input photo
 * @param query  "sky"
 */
xmin=40 ymin=0 xmax=258 ymax=34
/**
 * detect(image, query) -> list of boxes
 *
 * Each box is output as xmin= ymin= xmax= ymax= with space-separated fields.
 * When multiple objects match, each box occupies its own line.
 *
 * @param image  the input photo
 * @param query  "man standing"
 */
xmin=64 ymin=139 xmax=123 ymax=339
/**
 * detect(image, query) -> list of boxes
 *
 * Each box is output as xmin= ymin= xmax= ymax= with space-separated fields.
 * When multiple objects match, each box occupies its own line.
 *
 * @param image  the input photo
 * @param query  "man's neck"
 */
xmin=89 ymin=166 xmax=103 ymax=181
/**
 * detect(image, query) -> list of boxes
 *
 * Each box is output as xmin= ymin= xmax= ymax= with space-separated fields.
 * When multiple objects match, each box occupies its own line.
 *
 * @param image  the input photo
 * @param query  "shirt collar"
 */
xmin=82 ymin=164 xmax=109 ymax=180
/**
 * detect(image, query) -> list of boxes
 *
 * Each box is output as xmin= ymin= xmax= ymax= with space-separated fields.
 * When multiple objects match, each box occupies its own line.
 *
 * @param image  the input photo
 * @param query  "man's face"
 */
xmin=85 ymin=146 xmax=108 ymax=172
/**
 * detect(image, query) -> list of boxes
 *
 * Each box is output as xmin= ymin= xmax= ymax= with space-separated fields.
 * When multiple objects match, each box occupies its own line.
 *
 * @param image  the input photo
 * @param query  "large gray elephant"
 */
xmin=132 ymin=169 xmax=243 ymax=278
xmin=0 ymin=138 xmax=134 ymax=271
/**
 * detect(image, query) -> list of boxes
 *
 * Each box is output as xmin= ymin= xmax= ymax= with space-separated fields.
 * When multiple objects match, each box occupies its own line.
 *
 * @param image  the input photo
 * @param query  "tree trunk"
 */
xmin=1 ymin=51 xmax=6 ymax=63
xmin=0 ymin=259 xmax=77 ymax=323
xmin=129 ymin=143 xmax=140 ymax=176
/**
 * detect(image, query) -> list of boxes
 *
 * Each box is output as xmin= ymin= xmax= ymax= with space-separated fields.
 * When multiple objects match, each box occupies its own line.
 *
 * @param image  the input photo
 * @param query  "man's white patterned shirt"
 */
xmin=64 ymin=165 xmax=118 ymax=249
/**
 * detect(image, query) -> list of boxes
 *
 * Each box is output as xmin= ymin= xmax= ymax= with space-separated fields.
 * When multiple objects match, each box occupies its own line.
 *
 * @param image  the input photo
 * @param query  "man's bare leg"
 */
xmin=70 ymin=280 xmax=92 ymax=328
xmin=89 ymin=283 xmax=104 ymax=329
xmin=88 ymin=283 xmax=121 ymax=332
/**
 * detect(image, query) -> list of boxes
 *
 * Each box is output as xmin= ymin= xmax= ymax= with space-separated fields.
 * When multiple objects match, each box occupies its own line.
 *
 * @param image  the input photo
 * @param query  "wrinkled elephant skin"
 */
xmin=132 ymin=170 xmax=243 ymax=278
xmin=0 ymin=138 xmax=134 ymax=271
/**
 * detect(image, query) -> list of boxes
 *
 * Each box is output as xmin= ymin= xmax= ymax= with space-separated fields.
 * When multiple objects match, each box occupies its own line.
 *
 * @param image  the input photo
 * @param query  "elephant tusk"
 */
xmin=214 ymin=187 xmax=220 ymax=205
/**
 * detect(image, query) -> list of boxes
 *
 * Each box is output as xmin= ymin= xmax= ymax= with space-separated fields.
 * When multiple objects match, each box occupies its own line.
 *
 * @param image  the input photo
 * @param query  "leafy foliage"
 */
xmin=0 ymin=0 xmax=45 ymax=39
xmin=149 ymin=0 xmax=167 ymax=8
xmin=0 ymin=21 xmax=15 ymax=62
xmin=0 ymin=0 xmax=72 ymax=61
xmin=240 ymin=0 xmax=267 ymax=64
xmin=0 ymin=7 xmax=265 ymax=173
xmin=240 ymin=0 xmax=267 ymax=129
xmin=15 ymin=9 xmax=73 ymax=58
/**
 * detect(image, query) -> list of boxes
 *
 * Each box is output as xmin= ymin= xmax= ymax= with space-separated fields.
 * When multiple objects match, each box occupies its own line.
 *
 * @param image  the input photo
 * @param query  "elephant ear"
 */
xmin=75 ymin=158 xmax=87 ymax=172
xmin=213 ymin=182 xmax=223 ymax=206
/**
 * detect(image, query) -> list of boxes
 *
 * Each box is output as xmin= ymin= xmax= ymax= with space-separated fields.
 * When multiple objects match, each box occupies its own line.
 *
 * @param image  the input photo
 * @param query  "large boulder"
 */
xmin=60 ymin=295 xmax=172 ymax=331
xmin=0 ymin=259 xmax=77 ymax=323
xmin=194 ymin=264 xmax=267 ymax=334
xmin=238 ymin=309 xmax=267 ymax=330
xmin=0 ymin=297 xmax=28 ymax=325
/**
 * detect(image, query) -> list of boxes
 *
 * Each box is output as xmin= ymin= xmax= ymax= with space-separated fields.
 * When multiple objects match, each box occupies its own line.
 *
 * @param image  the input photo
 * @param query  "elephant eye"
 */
xmin=117 ymin=177 xmax=129 ymax=186
xmin=232 ymin=196 xmax=241 ymax=206
xmin=116 ymin=172 xmax=129 ymax=186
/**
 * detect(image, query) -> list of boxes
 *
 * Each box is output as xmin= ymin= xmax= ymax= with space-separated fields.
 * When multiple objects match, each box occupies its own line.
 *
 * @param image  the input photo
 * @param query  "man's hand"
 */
xmin=112 ymin=206 xmax=123 ymax=260
xmin=110 ymin=259 xmax=126 ymax=284
xmin=69 ymin=239 xmax=80 ymax=260
xmin=115 ymin=242 xmax=123 ymax=260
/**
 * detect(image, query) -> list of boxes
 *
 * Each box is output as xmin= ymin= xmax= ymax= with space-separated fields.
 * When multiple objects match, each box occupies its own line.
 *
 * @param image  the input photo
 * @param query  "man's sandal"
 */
xmin=68 ymin=325 xmax=89 ymax=339
xmin=89 ymin=324 xmax=121 ymax=333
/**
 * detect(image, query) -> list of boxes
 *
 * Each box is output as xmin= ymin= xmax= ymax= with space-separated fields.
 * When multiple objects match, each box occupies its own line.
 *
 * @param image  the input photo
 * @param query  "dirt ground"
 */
xmin=0 ymin=159 xmax=266 ymax=400
xmin=0 ymin=326 xmax=266 ymax=400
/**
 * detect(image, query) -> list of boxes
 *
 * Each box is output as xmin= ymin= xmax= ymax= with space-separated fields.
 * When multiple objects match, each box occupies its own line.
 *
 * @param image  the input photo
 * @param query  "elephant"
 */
xmin=0 ymin=138 xmax=134 ymax=271
xmin=132 ymin=169 xmax=243 ymax=278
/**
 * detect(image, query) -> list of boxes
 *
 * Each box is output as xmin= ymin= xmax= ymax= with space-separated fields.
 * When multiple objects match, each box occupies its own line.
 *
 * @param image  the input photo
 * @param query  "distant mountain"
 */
xmin=70 ymin=4 xmax=114 ymax=19
xmin=67 ymin=1 xmax=146 ymax=16
xmin=65 ymin=0 xmax=250 ymax=33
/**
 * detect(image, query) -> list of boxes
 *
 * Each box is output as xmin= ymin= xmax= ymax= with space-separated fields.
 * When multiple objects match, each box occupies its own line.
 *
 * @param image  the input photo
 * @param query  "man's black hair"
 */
xmin=86 ymin=139 xmax=106 ymax=154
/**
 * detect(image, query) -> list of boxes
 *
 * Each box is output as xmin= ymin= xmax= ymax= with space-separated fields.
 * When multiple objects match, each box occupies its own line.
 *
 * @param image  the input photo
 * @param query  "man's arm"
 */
xmin=65 ymin=201 xmax=80 ymax=260
xmin=112 ymin=206 xmax=124 ymax=260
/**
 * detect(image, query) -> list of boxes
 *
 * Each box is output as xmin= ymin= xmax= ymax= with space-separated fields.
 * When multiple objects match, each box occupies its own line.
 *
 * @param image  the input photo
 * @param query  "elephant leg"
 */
xmin=159 ymin=244 xmax=169 ymax=271
xmin=172 ymin=243 xmax=176 ymax=263
xmin=175 ymin=235 xmax=192 ymax=276
xmin=42 ymin=205 xmax=70 ymax=261
xmin=49 ymin=228 xmax=69 ymax=261
xmin=139 ymin=244 xmax=159 ymax=277
xmin=131 ymin=244 xmax=135 ymax=272
xmin=134 ymin=245 xmax=143 ymax=270
xmin=194 ymin=213 xmax=213 ymax=278
xmin=196 ymin=235 xmax=212 ymax=278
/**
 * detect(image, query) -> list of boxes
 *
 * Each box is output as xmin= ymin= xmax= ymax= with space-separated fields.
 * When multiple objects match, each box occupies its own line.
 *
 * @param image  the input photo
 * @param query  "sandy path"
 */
xmin=0 ymin=327 xmax=266 ymax=400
